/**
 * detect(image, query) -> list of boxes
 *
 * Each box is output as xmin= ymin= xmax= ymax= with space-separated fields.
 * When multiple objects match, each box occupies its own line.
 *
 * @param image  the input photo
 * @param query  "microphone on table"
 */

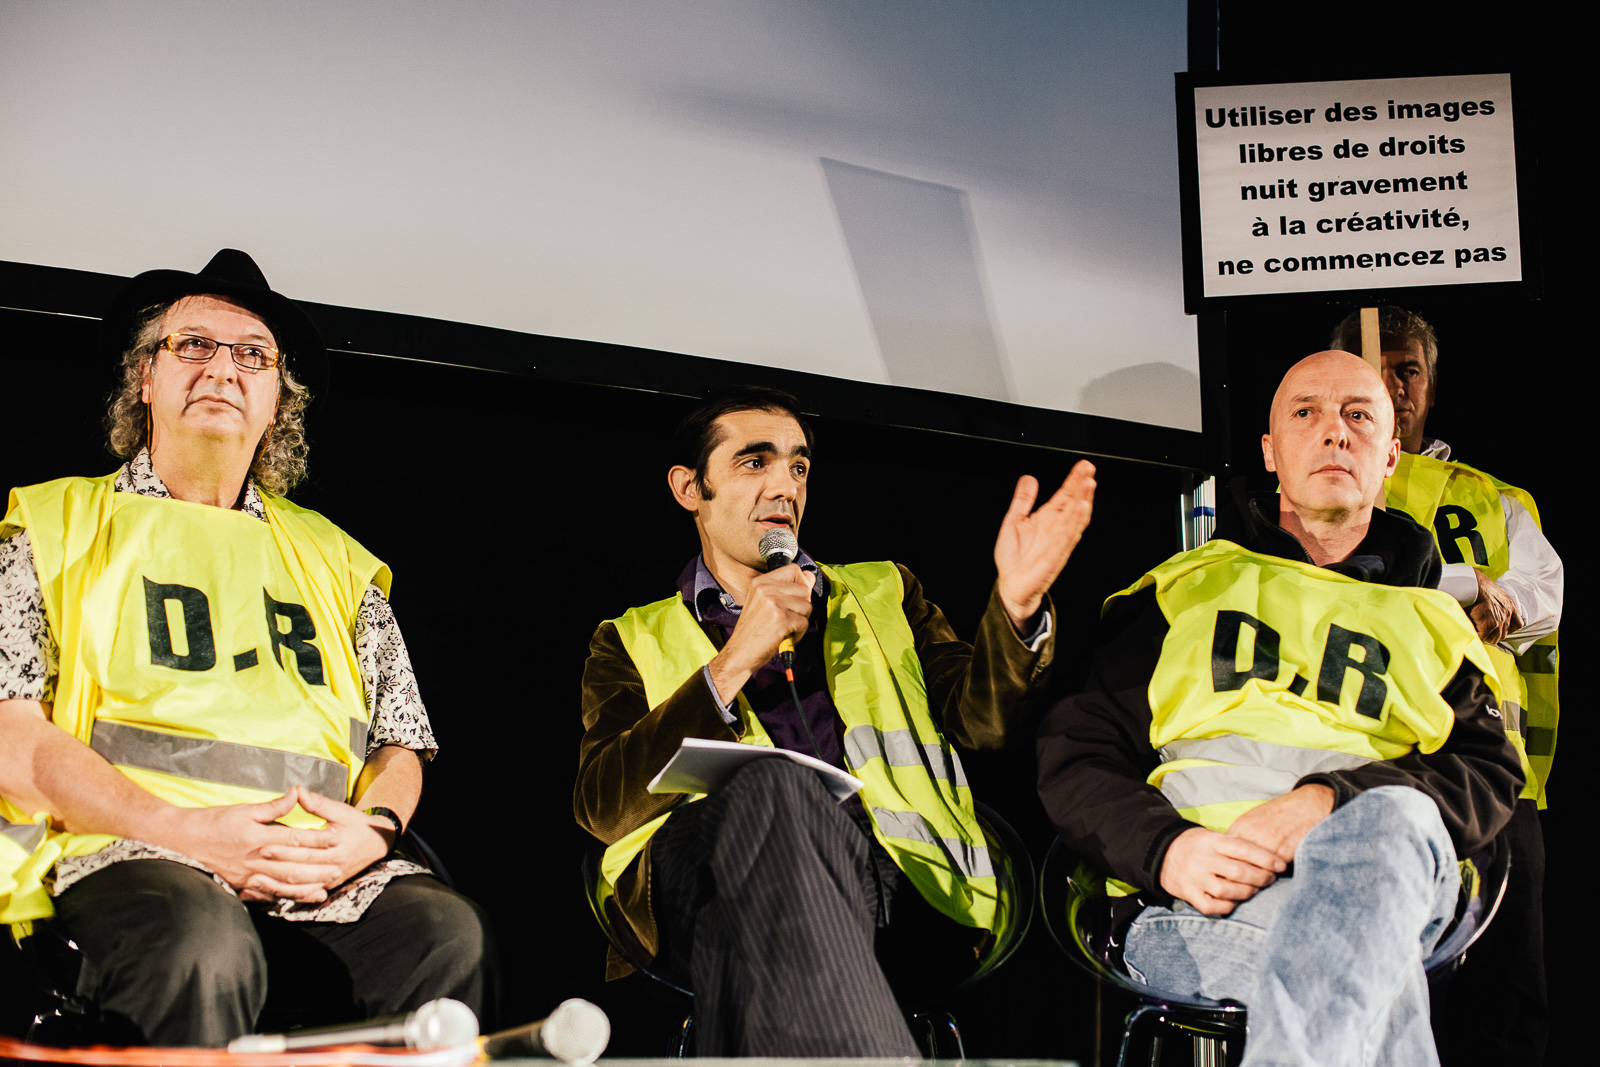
xmin=480 ymin=999 xmax=612 ymax=1063
xmin=227 ymin=997 xmax=477 ymax=1053
xmin=758 ymin=526 xmax=800 ymax=668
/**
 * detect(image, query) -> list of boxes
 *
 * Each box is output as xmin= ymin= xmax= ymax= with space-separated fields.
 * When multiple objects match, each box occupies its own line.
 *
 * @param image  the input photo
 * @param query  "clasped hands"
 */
xmin=166 ymin=784 xmax=395 ymax=904
xmin=1158 ymin=783 xmax=1335 ymax=916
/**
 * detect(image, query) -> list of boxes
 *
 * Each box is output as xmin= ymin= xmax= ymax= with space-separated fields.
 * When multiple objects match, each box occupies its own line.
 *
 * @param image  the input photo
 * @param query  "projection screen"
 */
xmin=0 ymin=0 xmax=1197 ymax=430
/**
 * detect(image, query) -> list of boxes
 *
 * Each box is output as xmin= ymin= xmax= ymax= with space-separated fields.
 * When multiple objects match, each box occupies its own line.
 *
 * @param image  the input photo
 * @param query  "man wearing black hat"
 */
xmin=0 ymin=251 xmax=486 ymax=1047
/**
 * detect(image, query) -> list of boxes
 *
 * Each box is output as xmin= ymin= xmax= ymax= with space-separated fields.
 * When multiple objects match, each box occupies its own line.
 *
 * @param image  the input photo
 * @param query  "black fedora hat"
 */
xmin=98 ymin=248 xmax=329 ymax=403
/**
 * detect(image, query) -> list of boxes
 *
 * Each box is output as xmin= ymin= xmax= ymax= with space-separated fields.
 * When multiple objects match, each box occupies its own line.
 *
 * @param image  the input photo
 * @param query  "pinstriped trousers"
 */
xmin=651 ymin=758 xmax=971 ymax=1056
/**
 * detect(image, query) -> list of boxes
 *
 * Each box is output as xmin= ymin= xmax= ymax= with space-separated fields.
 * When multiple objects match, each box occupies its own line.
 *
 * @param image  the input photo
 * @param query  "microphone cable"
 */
xmin=758 ymin=526 xmax=827 ymax=763
xmin=782 ymin=653 xmax=827 ymax=764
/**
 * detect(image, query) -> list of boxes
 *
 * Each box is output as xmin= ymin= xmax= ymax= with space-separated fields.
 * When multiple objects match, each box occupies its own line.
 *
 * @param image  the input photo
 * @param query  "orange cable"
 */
xmin=0 ymin=1035 xmax=483 ymax=1067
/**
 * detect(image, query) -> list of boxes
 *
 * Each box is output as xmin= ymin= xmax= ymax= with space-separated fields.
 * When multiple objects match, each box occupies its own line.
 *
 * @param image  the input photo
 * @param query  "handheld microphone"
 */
xmin=759 ymin=526 xmax=798 ymax=571
xmin=227 ymin=997 xmax=477 ymax=1053
xmin=758 ymin=527 xmax=800 ymax=665
xmin=756 ymin=525 xmax=826 ymax=762
xmin=480 ymin=999 xmax=611 ymax=1063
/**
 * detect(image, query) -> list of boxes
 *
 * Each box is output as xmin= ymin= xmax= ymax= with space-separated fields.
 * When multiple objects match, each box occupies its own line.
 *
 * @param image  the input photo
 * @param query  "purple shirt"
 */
xmin=678 ymin=552 xmax=848 ymax=769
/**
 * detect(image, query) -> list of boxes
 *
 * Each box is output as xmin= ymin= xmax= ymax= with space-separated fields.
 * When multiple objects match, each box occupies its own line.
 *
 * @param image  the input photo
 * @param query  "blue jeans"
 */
xmin=1124 ymin=786 xmax=1459 ymax=1067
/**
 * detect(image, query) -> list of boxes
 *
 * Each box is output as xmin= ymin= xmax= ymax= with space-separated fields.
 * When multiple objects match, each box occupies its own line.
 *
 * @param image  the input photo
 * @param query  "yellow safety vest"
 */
xmin=1387 ymin=451 xmax=1557 ymax=806
xmin=1 ymin=475 xmax=385 ymax=927
xmin=1119 ymin=539 xmax=1497 ymax=849
xmin=602 ymin=561 xmax=998 ymax=930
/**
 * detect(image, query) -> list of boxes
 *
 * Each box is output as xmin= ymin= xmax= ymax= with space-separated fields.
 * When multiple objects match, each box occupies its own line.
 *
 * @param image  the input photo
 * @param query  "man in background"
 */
xmin=1332 ymin=306 xmax=1559 ymax=1065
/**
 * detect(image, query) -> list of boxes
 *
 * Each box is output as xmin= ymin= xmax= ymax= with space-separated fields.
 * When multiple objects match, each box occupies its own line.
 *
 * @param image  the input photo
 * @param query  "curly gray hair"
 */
xmin=105 ymin=299 xmax=312 ymax=495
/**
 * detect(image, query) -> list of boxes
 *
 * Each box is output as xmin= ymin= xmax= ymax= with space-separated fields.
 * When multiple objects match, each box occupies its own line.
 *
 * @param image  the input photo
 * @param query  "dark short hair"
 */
xmin=1329 ymin=306 xmax=1439 ymax=391
xmin=671 ymin=385 xmax=814 ymax=497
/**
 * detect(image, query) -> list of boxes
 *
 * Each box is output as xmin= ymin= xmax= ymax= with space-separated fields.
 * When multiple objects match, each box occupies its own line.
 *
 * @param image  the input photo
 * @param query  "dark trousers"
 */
xmin=1435 ymin=798 xmax=1547 ymax=1066
xmin=53 ymin=859 xmax=489 ymax=1048
xmin=650 ymin=759 xmax=977 ymax=1057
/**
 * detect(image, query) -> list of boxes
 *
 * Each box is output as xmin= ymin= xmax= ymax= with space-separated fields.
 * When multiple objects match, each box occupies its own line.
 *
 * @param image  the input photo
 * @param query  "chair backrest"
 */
xmin=950 ymin=801 xmax=1036 ymax=993
xmin=579 ymin=838 xmax=693 ymax=997
xmin=1038 ymin=838 xmax=1248 ymax=1021
xmin=4 ymin=917 xmax=99 ymax=1044
xmin=405 ymin=831 xmax=454 ymax=889
xmin=1423 ymin=839 xmax=1511 ymax=982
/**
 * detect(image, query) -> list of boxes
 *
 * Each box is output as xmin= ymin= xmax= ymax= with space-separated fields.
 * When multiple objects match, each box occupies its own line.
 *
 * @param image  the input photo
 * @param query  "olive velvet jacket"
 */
xmin=577 ymin=563 xmax=1053 ymax=976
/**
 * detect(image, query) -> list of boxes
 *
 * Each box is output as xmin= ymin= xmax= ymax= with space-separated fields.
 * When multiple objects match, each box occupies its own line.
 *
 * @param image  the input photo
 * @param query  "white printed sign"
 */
xmin=1190 ymin=73 xmax=1520 ymax=299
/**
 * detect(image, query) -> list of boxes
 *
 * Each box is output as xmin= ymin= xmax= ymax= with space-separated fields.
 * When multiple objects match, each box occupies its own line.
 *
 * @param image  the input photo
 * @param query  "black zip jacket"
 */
xmin=1035 ymin=495 xmax=1524 ymax=893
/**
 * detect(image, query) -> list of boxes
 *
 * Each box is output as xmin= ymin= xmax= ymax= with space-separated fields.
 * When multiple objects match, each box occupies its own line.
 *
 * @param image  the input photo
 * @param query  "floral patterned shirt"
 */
xmin=0 ymin=451 xmax=435 ymax=921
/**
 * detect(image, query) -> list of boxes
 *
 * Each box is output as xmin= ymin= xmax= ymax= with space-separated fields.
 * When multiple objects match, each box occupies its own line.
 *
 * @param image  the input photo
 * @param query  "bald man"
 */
xmin=1037 ymin=352 xmax=1522 ymax=1066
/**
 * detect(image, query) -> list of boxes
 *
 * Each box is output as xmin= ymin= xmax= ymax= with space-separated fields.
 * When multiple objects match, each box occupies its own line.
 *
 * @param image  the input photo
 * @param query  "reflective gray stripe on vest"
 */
xmin=1499 ymin=699 xmax=1523 ymax=736
xmin=869 ymin=806 xmax=994 ymax=879
xmin=1515 ymin=645 xmax=1557 ymax=674
xmin=350 ymin=717 xmax=370 ymax=759
xmin=843 ymin=726 xmax=969 ymax=790
xmin=0 ymin=814 xmax=45 ymax=853
xmin=1156 ymin=735 xmax=1372 ymax=812
xmin=90 ymin=721 xmax=349 ymax=799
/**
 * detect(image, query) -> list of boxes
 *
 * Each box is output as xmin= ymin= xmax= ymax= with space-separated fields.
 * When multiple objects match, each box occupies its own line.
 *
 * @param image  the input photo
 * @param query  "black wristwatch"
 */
xmin=363 ymin=806 xmax=404 ymax=837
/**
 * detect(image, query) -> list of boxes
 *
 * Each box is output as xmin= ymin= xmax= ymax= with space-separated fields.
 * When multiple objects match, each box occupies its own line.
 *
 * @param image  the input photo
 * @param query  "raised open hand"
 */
xmin=994 ymin=461 xmax=1097 ymax=630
